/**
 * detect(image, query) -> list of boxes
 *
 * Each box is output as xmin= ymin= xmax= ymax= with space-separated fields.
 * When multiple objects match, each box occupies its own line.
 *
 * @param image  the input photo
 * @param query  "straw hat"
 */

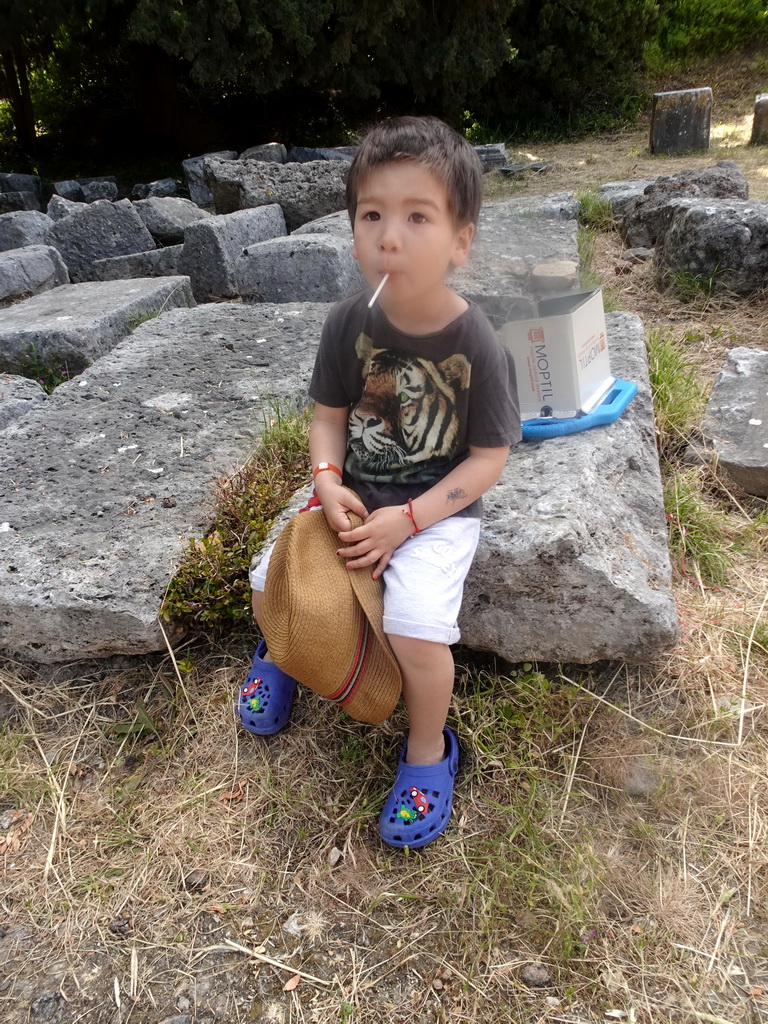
xmin=261 ymin=507 xmax=402 ymax=725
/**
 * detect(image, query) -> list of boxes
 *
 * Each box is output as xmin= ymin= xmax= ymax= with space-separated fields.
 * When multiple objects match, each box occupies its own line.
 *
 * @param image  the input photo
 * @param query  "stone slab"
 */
xmin=0 ymin=277 xmax=195 ymax=375
xmin=461 ymin=311 xmax=678 ymax=662
xmin=93 ymin=245 xmax=184 ymax=282
xmin=237 ymin=234 xmax=364 ymax=303
xmin=0 ymin=210 xmax=53 ymax=252
xmin=751 ymin=93 xmax=768 ymax=145
xmin=650 ymin=88 xmax=712 ymax=155
xmin=0 ymin=303 xmax=327 ymax=662
xmin=488 ymin=192 xmax=580 ymax=220
xmin=182 ymin=151 xmax=237 ymax=207
xmin=695 ymin=347 xmax=768 ymax=497
xmin=598 ymin=180 xmax=657 ymax=215
xmin=180 ymin=205 xmax=287 ymax=302
xmin=0 ymin=300 xmax=675 ymax=665
xmin=133 ymin=197 xmax=211 ymax=244
xmin=46 ymin=199 xmax=156 ymax=283
xmin=0 ymin=245 xmax=69 ymax=307
xmin=0 ymin=192 xmax=40 ymax=214
xmin=0 ymin=374 xmax=47 ymax=430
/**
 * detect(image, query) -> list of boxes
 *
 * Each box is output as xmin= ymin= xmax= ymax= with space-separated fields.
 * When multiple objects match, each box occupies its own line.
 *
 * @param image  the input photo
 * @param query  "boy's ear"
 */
xmin=451 ymin=222 xmax=475 ymax=267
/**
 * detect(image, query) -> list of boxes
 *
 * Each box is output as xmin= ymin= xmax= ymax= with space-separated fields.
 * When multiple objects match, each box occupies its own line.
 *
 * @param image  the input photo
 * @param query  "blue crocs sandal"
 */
xmin=379 ymin=727 xmax=460 ymax=850
xmin=235 ymin=639 xmax=297 ymax=735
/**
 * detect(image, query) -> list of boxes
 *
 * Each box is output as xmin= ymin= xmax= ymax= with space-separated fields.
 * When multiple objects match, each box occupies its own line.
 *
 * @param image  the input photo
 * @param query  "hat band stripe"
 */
xmin=328 ymin=618 xmax=371 ymax=706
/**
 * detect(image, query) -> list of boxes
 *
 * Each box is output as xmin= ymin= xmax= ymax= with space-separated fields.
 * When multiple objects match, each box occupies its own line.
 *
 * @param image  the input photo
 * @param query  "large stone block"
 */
xmin=0 ymin=374 xmax=47 ymax=431
xmin=0 ymin=192 xmax=40 ymax=214
xmin=654 ymin=198 xmax=768 ymax=295
xmin=240 ymin=143 xmax=287 ymax=162
xmin=488 ymin=192 xmax=580 ymax=220
xmin=0 ymin=302 xmax=326 ymax=663
xmin=620 ymin=161 xmax=748 ymax=248
xmin=46 ymin=199 xmax=156 ymax=282
xmin=182 ymin=151 xmax=237 ymax=207
xmin=180 ymin=204 xmax=287 ymax=301
xmin=93 ymin=245 xmax=184 ymax=282
xmin=0 ymin=173 xmax=42 ymax=202
xmin=203 ymin=157 xmax=348 ymax=229
xmin=47 ymin=195 xmax=84 ymax=221
xmin=0 ymin=277 xmax=195 ymax=375
xmin=237 ymin=234 xmax=364 ymax=303
xmin=133 ymin=197 xmax=211 ymax=244
xmin=650 ymin=88 xmax=712 ymax=155
xmin=461 ymin=312 xmax=677 ymax=662
xmin=0 ymin=245 xmax=69 ymax=307
xmin=751 ymin=93 xmax=768 ymax=145
xmin=0 ymin=210 xmax=53 ymax=252
xmin=598 ymin=180 xmax=657 ymax=216
xmin=694 ymin=347 xmax=768 ymax=497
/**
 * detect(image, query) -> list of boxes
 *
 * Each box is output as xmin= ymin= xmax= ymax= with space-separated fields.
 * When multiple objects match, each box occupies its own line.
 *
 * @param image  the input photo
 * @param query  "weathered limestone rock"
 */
xmin=598 ymin=180 xmax=657 ymax=216
xmin=180 ymin=204 xmax=287 ymax=301
xmin=474 ymin=144 xmax=507 ymax=172
xmin=182 ymin=151 xmax=237 ymax=206
xmin=0 ymin=277 xmax=195 ymax=375
xmin=46 ymin=200 xmax=156 ymax=282
xmin=203 ymin=156 xmax=348 ymax=229
xmin=0 ymin=210 xmax=53 ymax=252
xmin=0 ymin=374 xmax=47 ymax=430
xmin=287 ymin=146 xmax=354 ymax=163
xmin=620 ymin=161 xmax=748 ymax=248
xmin=0 ymin=303 xmax=674 ymax=665
xmin=132 ymin=178 xmax=179 ymax=199
xmin=0 ymin=192 xmax=40 ymax=214
xmin=81 ymin=181 xmax=118 ymax=203
xmin=654 ymin=198 xmax=768 ymax=295
xmin=0 ymin=302 xmax=326 ymax=662
xmin=751 ymin=93 xmax=768 ymax=145
xmin=47 ymin=195 xmax=84 ymax=221
xmin=240 ymin=143 xmax=287 ymax=162
xmin=461 ymin=311 xmax=677 ymax=662
xmin=694 ymin=347 xmax=768 ymax=497
xmin=237 ymin=234 xmax=364 ymax=303
xmin=93 ymin=245 xmax=184 ymax=281
xmin=490 ymin=192 xmax=580 ymax=220
xmin=531 ymin=260 xmax=578 ymax=292
xmin=0 ymin=245 xmax=69 ymax=307
xmin=650 ymin=88 xmax=712 ymax=155
xmin=54 ymin=180 xmax=85 ymax=202
xmin=291 ymin=210 xmax=351 ymax=237
xmin=0 ymin=173 xmax=42 ymax=202
xmin=133 ymin=197 xmax=211 ymax=244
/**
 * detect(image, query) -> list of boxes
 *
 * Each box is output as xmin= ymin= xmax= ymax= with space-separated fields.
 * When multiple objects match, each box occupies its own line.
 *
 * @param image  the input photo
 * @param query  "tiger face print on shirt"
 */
xmin=347 ymin=331 xmax=471 ymax=483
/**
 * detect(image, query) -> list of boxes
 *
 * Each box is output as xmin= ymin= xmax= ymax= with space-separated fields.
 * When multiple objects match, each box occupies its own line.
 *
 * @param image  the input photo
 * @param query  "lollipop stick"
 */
xmin=368 ymin=274 xmax=389 ymax=308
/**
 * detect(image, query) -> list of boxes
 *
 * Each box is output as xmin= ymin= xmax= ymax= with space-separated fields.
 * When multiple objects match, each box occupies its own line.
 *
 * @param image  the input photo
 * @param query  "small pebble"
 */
xmin=520 ymin=962 xmax=552 ymax=987
xmin=182 ymin=869 xmax=209 ymax=892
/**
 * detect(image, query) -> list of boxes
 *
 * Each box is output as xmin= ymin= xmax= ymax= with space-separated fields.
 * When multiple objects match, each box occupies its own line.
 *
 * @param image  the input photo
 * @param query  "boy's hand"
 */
xmin=313 ymin=475 xmax=368 ymax=534
xmin=336 ymin=505 xmax=414 ymax=578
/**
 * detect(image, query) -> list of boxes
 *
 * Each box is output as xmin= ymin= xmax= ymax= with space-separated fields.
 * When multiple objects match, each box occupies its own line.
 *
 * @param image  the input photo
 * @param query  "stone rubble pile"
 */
xmin=16 ymin=138 xmax=764 ymax=664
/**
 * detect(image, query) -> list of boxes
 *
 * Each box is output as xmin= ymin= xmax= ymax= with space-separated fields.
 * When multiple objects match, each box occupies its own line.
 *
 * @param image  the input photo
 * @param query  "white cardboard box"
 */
xmin=502 ymin=289 xmax=614 ymax=420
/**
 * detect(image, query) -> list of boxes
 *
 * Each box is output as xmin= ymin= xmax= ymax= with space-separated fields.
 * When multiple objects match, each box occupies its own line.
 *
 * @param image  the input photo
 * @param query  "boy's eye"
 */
xmin=409 ymin=212 xmax=427 ymax=224
xmin=360 ymin=210 xmax=379 ymax=221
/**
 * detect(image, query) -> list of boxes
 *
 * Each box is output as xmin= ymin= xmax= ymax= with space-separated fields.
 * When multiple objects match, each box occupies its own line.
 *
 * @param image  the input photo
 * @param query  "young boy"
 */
xmin=239 ymin=116 xmax=521 ymax=849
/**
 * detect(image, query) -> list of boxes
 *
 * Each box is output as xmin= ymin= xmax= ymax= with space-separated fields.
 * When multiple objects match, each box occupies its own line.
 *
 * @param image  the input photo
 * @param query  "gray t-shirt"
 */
xmin=309 ymin=290 xmax=521 ymax=517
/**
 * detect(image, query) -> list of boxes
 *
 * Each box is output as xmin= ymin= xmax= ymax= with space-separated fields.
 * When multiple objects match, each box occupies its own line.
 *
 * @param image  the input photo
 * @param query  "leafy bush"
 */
xmin=654 ymin=0 xmax=768 ymax=57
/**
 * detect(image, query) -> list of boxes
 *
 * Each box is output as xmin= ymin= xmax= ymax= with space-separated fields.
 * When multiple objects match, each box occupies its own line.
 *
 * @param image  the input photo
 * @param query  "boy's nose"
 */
xmin=378 ymin=221 xmax=401 ymax=251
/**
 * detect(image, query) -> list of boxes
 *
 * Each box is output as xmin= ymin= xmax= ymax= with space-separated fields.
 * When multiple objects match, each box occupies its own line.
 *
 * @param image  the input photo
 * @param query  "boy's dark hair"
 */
xmin=346 ymin=116 xmax=484 ymax=229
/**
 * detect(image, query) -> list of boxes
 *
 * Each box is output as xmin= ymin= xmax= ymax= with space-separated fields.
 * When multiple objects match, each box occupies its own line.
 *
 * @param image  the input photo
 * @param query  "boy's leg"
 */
xmin=387 ymin=635 xmax=454 ymax=765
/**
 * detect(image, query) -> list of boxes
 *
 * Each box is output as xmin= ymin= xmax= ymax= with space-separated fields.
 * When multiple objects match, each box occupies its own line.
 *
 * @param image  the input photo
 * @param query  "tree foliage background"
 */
xmin=1 ymin=0 xmax=766 ymax=171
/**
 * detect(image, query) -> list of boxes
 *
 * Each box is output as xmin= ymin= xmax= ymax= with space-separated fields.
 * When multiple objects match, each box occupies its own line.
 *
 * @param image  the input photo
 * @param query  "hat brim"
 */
xmin=262 ymin=507 xmax=402 ymax=724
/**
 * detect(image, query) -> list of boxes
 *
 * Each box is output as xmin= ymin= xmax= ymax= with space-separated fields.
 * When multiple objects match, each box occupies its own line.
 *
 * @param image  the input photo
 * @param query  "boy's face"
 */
xmin=352 ymin=161 xmax=474 ymax=314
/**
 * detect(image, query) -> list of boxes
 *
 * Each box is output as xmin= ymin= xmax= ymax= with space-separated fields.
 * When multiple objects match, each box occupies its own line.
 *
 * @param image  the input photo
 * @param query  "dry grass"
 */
xmin=2 ymin=49 xmax=768 ymax=1024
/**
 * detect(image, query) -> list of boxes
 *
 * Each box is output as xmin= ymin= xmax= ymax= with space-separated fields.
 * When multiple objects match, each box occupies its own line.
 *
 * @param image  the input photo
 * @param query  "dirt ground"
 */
xmin=2 ymin=49 xmax=768 ymax=1024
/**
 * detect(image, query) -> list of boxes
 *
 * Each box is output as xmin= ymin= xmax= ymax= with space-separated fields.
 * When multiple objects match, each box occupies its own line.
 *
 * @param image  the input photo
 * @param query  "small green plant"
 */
xmin=577 ymin=225 xmax=600 ymax=290
xmin=665 ymin=469 xmax=732 ymax=585
xmin=162 ymin=401 xmax=311 ymax=629
xmin=646 ymin=328 xmax=705 ymax=457
xmin=17 ymin=342 xmax=72 ymax=394
xmin=577 ymin=190 xmax=614 ymax=232
xmin=667 ymin=267 xmax=721 ymax=304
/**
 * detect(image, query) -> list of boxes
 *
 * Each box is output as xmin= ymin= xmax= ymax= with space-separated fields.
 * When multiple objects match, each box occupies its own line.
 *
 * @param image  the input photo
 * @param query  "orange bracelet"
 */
xmin=312 ymin=462 xmax=343 ymax=481
xmin=403 ymin=497 xmax=422 ymax=535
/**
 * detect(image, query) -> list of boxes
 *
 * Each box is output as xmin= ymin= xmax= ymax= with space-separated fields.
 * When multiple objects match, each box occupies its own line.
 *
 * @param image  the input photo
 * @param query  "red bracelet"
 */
xmin=312 ymin=462 xmax=343 ymax=481
xmin=403 ymin=497 xmax=422 ymax=535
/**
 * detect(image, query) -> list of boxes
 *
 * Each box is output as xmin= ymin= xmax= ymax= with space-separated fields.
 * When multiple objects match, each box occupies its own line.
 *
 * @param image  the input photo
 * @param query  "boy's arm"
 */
xmin=336 ymin=444 xmax=510 ymax=578
xmin=309 ymin=402 xmax=369 ymax=532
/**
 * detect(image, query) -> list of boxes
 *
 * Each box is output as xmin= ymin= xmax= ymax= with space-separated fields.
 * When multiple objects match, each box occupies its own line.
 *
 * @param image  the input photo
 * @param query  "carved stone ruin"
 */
xmin=650 ymin=88 xmax=712 ymax=155
xmin=751 ymin=93 xmax=768 ymax=146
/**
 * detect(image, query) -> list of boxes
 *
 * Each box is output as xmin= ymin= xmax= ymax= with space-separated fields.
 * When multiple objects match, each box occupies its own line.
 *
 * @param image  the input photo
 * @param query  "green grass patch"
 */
xmin=646 ymin=328 xmax=706 ymax=457
xmin=162 ymin=401 xmax=311 ymax=629
xmin=664 ymin=468 xmax=732 ymax=585
xmin=577 ymin=189 xmax=614 ymax=233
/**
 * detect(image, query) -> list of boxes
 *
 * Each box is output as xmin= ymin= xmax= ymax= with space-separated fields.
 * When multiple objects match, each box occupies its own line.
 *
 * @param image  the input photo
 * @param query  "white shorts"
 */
xmin=250 ymin=513 xmax=481 ymax=645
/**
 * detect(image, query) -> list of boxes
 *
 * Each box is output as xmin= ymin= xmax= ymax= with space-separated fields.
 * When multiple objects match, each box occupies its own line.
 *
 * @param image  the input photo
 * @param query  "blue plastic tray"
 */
xmin=521 ymin=378 xmax=638 ymax=440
